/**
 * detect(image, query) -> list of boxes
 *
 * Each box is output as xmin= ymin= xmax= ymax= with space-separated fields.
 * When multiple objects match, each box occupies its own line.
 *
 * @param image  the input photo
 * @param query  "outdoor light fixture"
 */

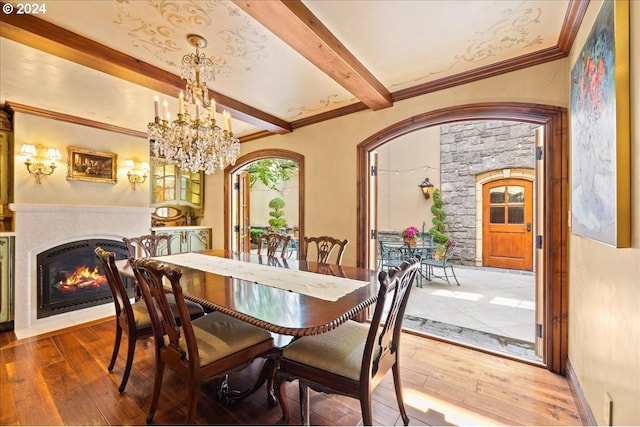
xmin=20 ymin=144 xmax=61 ymax=184
xmin=418 ymin=177 xmax=434 ymax=199
xmin=125 ymin=159 xmax=149 ymax=190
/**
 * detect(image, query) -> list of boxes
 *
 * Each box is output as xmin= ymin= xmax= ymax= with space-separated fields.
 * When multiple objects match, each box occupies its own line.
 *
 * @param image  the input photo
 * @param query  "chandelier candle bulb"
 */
xmin=178 ymin=91 xmax=184 ymax=115
xmin=154 ymin=96 xmax=159 ymax=118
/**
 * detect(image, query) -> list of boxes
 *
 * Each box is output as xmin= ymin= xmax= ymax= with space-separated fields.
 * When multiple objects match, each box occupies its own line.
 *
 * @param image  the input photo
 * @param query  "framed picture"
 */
xmin=570 ymin=0 xmax=630 ymax=248
xmin=66 ymin=146 xmax=118 ymax=184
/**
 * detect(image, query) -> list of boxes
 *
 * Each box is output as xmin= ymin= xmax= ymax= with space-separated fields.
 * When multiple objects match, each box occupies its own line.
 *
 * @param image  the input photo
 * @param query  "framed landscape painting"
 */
xmin=570 ymin=0 xmax=630 ymax=247
xmin=66 ymin=146 xmax=118 ymax=184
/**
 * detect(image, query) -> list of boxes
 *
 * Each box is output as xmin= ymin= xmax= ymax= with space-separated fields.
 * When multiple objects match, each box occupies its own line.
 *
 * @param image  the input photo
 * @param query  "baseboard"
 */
xmin=566 ymin=358 xmax=596 ymax=426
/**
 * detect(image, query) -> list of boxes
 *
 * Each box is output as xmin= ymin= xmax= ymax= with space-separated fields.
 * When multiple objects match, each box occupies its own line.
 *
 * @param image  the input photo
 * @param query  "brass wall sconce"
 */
xmin=20 ymin=144 xmax=61 ymax=184
xmin=418 ymin=177 xmax=434 ymax=200
xmin=125 ymin=159 xmax=149 ymax=190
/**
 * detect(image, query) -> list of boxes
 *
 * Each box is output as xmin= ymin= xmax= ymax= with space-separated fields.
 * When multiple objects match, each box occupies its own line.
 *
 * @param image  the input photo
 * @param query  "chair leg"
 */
xmin=299 ymin=380 xmax=310 ymax=426
xmin=118 ymin=331 xmax=136 ymax=393
xmin=451 ymin=265 xmax=460 ymax=286
xmin=274 ymin=371 xmax=290 ymax=425
xmin=108 ymin=324 xmax=122 ymax=372
xmin=146 ymin=358 xmax=164 ymax=424
xmin=360 ymin=393 xmax=373 ymax=426
xmin=185 ymin=377 xmax=200 ymax=424
xmin=392 ymin=362 xmax=410 ymax=426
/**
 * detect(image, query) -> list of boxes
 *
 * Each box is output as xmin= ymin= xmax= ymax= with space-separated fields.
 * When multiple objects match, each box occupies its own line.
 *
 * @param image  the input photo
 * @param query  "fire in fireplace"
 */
xmin=37 ymin=238 xmax=132 ymax=318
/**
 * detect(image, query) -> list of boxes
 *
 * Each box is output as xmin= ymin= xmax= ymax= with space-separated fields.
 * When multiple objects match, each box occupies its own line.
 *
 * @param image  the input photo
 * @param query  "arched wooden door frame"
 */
xmin=356 ymin=102 xmax=568 ymax=375
xmin=224 ymin=149 xmax=305 ymax=251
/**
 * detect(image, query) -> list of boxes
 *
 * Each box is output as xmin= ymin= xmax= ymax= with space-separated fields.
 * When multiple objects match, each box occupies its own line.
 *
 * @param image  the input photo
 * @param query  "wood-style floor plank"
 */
xmin=0 ymin=318 xmax=583 ymax=426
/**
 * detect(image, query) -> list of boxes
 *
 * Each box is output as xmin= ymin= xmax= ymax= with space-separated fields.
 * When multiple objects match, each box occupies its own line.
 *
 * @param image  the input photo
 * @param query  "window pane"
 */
xmin=508 ymin=206 xmax=524 ymax=224
xmin=508 ymin=186 xmax=525 ymax=203
xmin=490 ymin=207 xmax=505 ymax=223
xmin=490 ymin=187 xmax=505 ymax=203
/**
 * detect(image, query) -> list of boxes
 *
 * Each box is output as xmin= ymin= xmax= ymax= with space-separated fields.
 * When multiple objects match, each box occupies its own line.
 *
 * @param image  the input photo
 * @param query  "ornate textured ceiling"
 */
xmin=0 ymin=0 xmax=585 ymax=140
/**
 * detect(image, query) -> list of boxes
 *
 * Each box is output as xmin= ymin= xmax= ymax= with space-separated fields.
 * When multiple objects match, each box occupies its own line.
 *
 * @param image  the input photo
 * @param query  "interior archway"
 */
xmin=356 ymin=102 xmax=568 ymax=374
xmin=224 ymin=149 xmax=305 ymax=251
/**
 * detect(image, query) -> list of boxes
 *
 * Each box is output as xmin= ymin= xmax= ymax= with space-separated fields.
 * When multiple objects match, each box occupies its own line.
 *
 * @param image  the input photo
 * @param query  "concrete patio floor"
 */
xmin=402 ymin=264 xmax=540 ymax=362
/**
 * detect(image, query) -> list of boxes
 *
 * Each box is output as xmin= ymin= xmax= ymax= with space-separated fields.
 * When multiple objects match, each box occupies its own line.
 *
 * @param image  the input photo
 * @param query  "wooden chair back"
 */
xmin=123 ymin=234 xmax=172 ymax=257
xmin=257 ymin=233 xmax=291 ymax=257
xmin=275 ymin=256 xmax=421 ymax=425
xmin=130 ymin=257 xmax=275 ymax=424
xmin=301 ymin=235 xmax=349 ymax=265
xmin=95 ymin=246 xmax=151 ymax=392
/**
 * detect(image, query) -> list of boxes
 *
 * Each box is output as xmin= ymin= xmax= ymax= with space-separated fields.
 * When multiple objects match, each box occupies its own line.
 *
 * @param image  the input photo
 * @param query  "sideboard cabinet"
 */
xmin=0 ymin=235 xmax=14 ymax=329
xmin=150 ymin=160 xmax=203 ymax=213
xmin=151 ymin=226 xmax=211 ymax=255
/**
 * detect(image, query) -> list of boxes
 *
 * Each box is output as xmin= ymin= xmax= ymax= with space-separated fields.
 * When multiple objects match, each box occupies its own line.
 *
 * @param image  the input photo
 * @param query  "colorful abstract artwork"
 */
xmin=570 ymin=0 xmax=630 ymax=247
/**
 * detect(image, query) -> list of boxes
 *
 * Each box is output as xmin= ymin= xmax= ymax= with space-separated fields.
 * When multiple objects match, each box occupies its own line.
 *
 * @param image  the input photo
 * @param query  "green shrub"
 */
xmin=268 ymin=197 xmax=287 ymax=232
xmin=250 ymin=228 xmax=264 ymax=244
xmin=429 ymin=188 xmax=449 ymax=244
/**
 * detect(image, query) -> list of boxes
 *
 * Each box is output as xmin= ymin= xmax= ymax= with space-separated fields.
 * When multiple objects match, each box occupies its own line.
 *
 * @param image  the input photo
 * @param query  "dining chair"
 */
xmin=300 ymin=235 xmax=349 ymax=265
xmin=257 ymin=233 xmax=291 ymax=257
xmin=274 ymin=255 xmax=421 ymax=426
xmin=130 ymin=257 xmax=278 ymax=424
xmin=123 ymin=234 xmax=172 ymax=257
xmin=94 ymin=247 xmax=204 ymax=393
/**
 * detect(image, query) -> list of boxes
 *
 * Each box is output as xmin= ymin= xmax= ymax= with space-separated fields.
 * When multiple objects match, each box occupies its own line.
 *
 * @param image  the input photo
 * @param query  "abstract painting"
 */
xmin=570 ymin=0 xmax=630 ymax=247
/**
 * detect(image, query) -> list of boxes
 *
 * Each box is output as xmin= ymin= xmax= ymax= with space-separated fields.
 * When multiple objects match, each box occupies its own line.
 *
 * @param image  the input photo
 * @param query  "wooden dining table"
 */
xmin=115 ymin=248 xmax=380 ymax=337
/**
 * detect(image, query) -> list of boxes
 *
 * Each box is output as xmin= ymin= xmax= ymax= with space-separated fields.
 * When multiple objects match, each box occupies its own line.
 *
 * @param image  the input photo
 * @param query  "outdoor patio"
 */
xmin=402 ymin=264 xmax=540 ymax=362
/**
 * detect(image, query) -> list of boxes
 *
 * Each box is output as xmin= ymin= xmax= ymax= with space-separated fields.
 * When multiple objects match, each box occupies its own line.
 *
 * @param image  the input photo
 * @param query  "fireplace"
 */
xmin=37 ymin=238 xmax=132 ymax=319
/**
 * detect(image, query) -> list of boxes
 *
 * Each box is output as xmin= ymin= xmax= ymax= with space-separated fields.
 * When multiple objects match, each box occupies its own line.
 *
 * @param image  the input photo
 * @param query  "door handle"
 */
xmin=527 ymin=223 xmax=531 ymax=232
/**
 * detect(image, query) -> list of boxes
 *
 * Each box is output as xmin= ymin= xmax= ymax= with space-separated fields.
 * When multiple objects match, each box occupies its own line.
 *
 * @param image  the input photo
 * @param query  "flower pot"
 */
xmin=404 ymin=237 xmax=417 ymax=247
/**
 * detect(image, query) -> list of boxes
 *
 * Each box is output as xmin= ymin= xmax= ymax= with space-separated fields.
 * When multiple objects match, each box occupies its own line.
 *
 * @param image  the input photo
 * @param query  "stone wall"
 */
xmin=439 ymin=121 xmax=537 ymax=265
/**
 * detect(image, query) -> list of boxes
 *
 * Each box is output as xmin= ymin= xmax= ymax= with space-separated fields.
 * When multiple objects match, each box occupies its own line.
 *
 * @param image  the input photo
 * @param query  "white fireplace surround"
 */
xmin=9 ymin=203 xmax=153 ymax=339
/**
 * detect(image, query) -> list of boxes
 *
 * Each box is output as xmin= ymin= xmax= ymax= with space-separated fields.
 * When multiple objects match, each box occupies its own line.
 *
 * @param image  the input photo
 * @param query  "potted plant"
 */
xmin=268 ymin=197 xmax=287 ymax=233
xmin=293 ymin=225 xmax=299 ymax=237
xmin=429 ymin=188 xmax=449 ymax=244
xmin=402 ymin=226 xmax=419 ymax=246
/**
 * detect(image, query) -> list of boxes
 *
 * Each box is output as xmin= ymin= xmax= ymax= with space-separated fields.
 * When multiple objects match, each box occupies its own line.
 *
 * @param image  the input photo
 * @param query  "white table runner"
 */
xmin=154 ymin=253 xmax=369 ymax=302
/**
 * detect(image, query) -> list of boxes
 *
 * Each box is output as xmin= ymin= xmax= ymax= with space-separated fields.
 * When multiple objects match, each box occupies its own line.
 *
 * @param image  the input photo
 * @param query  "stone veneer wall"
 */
xmin=439 ymin=120 xmax=537 ymax=265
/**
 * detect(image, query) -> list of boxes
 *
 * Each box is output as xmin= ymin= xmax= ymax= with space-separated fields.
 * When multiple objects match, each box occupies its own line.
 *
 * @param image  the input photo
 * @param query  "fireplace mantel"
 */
xmin=9 ymin=203 xmax=153 ymax=338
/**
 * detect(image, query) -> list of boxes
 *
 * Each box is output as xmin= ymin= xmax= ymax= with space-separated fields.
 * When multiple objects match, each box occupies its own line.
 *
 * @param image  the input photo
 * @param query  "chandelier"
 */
xmin=147 ymin=34 xmax=240 ymax=174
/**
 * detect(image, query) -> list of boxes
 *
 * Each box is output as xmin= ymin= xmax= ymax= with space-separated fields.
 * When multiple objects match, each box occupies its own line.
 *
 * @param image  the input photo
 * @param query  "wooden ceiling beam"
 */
xmin=233 ymin=0 xmax=392 ymax=111
xmin=0 ymin=6 xmax=292 ymax=134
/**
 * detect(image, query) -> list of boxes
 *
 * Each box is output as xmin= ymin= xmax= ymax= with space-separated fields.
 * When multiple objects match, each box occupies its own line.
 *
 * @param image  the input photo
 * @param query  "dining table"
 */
xmin=115 ymin=248 xmax=380 ymax=337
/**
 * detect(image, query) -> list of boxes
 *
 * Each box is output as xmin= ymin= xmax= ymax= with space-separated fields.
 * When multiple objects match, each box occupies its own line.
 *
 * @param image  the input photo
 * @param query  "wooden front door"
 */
xmin=483 ymin=179 xmax=533 ymax=270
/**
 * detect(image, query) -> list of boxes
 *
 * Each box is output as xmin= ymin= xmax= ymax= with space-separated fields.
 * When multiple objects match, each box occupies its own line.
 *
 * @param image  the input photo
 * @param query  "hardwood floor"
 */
xmin=0 ymin=317 xmax=582 ymax=426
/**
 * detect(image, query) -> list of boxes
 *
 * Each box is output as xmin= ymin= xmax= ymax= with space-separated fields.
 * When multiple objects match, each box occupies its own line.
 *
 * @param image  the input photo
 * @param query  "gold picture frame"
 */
xmin=570 ymin=0 xmax=630 ymax=248
xmin=66 ymin=146 xmax=118 ymax=184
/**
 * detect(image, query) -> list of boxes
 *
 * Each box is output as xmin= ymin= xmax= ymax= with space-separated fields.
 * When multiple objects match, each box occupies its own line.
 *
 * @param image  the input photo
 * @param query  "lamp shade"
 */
xmin=20 ymin=144 xmax=37 ymax=156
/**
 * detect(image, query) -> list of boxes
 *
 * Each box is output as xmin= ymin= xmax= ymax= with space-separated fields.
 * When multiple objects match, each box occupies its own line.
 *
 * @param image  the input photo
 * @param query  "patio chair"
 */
xmin=257 ymin=233 xmax=291 ymax=257
xmin=377 ymin=239 xmax=405 ymax=270
xmin=300 ymin=235 xmax=349 ymax=265
xmin=94 ymin=247 xmax=204 ymax=393
xmin=130 ymin=257 xmax=277 ymax=424
xmin=423 ymin=240 xmax=460 ymax=286
xmin=274 ymin=256 xmax=421 ymax=426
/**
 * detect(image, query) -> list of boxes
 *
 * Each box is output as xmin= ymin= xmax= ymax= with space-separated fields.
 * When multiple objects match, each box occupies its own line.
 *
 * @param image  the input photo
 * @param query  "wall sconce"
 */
xmin=20 ymin=144 xmax=61 ymax=184
xmin=418 ymin=177 xmax=434 ymax=200
xmin=125 ymin=159 xmax=149 ymax=190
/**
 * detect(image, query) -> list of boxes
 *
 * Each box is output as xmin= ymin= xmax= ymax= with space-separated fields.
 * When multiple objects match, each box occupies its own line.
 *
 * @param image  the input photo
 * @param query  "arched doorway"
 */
xmin=357 ymin=102 xmax=568 ymax=375
xmin=224 ymin=149 xmax=305 ymax=252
